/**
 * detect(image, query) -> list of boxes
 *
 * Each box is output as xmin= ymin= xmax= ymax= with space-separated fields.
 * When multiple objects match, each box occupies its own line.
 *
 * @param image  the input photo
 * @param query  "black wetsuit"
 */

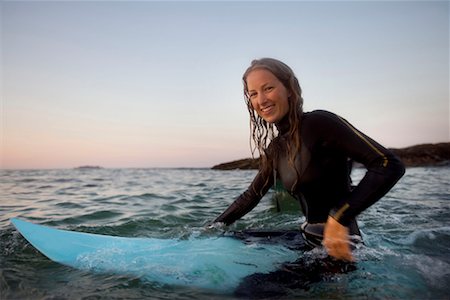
xmin=215 ymin=110 xmax=405 ymax=243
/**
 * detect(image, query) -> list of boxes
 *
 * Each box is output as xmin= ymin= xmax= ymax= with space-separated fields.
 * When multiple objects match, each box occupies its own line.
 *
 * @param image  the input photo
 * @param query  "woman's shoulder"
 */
xmin=301 ymin=110 xmax=349 ymax=141
xmin=302 ymin=110 xmax=340 ymax=125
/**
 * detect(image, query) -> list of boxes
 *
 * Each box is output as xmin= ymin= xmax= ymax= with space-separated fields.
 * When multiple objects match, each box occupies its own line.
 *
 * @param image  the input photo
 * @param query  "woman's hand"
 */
xmin=323 ymin=216 xmax=354 ymax=262
xmin=204 ymin=222 xmax=226 ymax=232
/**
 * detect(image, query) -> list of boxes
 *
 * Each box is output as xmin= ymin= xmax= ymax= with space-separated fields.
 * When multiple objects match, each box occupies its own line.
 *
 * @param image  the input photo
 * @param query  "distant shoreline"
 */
xmin=74 ymin=166 xmax=103 ymax=170
xmin=211 ymin=142 xmax=450 ymax=170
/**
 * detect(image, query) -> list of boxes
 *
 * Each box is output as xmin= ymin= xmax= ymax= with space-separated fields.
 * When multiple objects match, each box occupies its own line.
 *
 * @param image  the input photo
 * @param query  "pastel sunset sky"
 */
xmin=1 ymin=1 xmax=449 ymax=169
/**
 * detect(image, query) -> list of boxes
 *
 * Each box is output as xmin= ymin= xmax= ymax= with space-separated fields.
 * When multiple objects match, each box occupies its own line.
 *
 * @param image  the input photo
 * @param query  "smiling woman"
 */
xmin=213 ymin=58 xmax=405 ymax=262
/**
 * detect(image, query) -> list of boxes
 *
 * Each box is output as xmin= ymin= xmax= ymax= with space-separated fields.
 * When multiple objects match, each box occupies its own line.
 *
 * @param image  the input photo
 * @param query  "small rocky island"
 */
xmin=74 ymin=165 xmax=103 ymax=170
xmin=212 ymin=142 xmax=450 ymax=170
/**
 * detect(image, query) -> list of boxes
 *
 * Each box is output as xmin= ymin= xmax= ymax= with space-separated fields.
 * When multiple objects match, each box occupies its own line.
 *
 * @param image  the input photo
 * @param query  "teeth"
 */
xmin=261 ymin=106 xmax=273 ymax=112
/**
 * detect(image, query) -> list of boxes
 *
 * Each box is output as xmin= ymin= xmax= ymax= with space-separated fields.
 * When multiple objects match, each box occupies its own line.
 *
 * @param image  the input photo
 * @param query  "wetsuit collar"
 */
xmin=275 ymin=114 xmax=291 ymax=135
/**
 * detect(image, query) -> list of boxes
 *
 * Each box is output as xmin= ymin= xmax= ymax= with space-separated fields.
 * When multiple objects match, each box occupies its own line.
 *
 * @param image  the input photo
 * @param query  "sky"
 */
xmin=1 ymin=0 xmax=449 ymax=169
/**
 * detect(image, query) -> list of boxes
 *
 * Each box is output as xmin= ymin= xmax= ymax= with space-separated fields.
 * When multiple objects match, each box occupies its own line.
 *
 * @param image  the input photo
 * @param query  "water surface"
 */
xmin=1 ymin=167 xmax=449 ymax=299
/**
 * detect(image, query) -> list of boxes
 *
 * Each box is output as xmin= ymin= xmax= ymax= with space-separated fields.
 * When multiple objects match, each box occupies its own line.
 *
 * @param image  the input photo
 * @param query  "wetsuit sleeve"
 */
xmin=311 ymin=111 xmax=405 ymax=226
xmin=213 ymin=166 xmax=274 ymax=226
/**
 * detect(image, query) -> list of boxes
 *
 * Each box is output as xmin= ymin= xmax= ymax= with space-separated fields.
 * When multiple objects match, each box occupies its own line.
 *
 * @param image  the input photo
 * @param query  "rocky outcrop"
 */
xmin=212 ymin=142 xmax=450 ymax=170
xmin=74 ymin=166 xmax=103 ymax=169
xmin=211 ymin=158 xmax=260 ymax=170
xmin=390 ymin=142 xmax=450 ymax=167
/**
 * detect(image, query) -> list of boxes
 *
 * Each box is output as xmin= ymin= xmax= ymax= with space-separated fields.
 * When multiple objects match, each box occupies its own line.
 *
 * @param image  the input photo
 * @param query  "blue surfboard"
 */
xmin=11 ymin=218 xmax=299 ymax=291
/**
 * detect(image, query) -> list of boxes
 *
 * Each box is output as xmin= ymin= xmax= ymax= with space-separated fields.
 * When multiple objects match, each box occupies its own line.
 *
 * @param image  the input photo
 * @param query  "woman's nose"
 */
xmin=257 ymin=93 xmax=268 ymax=106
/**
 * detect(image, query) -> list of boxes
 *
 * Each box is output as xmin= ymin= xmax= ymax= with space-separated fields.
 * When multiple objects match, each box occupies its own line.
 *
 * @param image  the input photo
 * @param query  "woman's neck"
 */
xmin=275 ymin=114 xmax=291 ymax=135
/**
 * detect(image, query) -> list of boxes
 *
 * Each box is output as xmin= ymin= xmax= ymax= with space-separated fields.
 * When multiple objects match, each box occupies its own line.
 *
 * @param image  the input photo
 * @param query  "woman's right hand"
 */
xmin=323 ymin=216 xmax=354 ymax=262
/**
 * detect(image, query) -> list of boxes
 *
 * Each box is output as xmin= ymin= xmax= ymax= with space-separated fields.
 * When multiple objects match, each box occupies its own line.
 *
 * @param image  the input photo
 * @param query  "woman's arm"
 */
xmin=214 ymin=168 xmax=273 ymax=226
xmin=311 ymin=110 xmax=405 ymax=226
xmin=309 ymin=110 xmax=405 ymax=260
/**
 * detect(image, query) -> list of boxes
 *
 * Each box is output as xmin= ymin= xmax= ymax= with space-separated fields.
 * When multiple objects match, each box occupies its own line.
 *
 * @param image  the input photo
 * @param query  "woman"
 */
xmin=213 ymin=58 xmax=405 ymax=261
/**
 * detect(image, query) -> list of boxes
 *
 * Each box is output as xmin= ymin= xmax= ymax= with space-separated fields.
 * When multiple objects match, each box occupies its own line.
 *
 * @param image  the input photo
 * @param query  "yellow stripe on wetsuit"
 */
xmin=337 ymin=115 xmax=389 ymax=167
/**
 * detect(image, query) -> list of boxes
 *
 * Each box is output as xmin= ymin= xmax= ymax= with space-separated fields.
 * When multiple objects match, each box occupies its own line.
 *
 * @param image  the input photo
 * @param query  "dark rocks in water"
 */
xmin=211 ymin=158 xmax=260 ymax=170
xmin=390 ymin=142 xmax=450 ymax=167
xmin=74 ymin=166 xmax=103 ymax=170
xmin=212 ymin=142 xmax=450 ymax=170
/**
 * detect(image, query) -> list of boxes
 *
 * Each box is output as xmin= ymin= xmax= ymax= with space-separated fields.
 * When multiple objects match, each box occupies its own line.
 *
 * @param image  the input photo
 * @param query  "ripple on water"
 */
xmin=404 ymin=254 xmax=450 ymax=289
xmin=399 ymin=226 xmax=450 ymax=255
xmin=54 ymin=202 xmax=86 ymax=209
xmin=76 ymin=210 xmax=124 ymax=221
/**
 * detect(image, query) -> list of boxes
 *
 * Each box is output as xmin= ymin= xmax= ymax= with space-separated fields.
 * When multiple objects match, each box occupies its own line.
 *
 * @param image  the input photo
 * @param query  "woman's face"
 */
xmin=246 ymin=69 xmax=290 ymax=124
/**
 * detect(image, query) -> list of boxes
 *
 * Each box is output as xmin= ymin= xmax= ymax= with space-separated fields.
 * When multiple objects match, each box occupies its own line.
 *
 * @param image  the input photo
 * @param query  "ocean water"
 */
xmin=0 ymin=166 xmax=449 ymax=299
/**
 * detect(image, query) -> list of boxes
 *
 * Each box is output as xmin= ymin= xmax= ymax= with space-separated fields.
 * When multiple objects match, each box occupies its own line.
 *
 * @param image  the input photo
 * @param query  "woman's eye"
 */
xmin=249 ymin=92 xmax=257 ymax=98
xmin=265 ymin=86 xmax=274 ymax=92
